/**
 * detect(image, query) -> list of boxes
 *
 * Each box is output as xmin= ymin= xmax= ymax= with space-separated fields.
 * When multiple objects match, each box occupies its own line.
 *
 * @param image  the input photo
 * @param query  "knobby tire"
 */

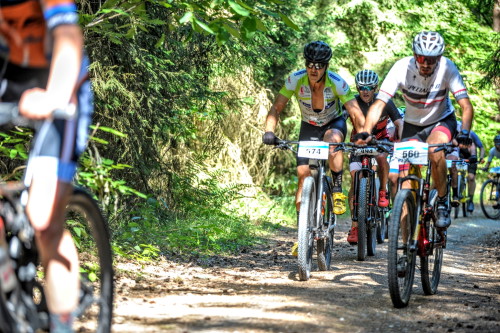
xmin=387 ymin=189 xmax=417 ymax=308
xmin=298 ymin=177 xmax=315 ymax=281
xmin=317 ymin=179 xmax=334 ymax=271
xmin=421 ymin=190 xmax=444 ymax=295
xmin=67 ymin=188 xmax=114 ymax=332
xmin=357 ymin=177 xmax=369 ymax=260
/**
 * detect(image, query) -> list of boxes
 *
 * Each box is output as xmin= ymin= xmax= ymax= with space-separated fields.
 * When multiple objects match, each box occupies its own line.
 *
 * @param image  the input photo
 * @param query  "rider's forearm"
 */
xmin=46 ymin=25 xmax=83 ymax=108
xmin=458 ymin=98 xmax=474 ymax=131
xmin=264 ymin=106 xmax=281 ymax=132
xmin=265 ymin=94 xmax=288 ymax=132
xmin=363 ymin=100 xmax=386 ymax=133
xmin=344 ymin=99 xmax=365 ymax=133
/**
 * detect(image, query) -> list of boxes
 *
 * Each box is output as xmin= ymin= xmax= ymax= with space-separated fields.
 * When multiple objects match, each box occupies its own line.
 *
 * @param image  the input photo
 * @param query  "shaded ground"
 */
xmin=111 ymin=210 xmax=500 ymax=333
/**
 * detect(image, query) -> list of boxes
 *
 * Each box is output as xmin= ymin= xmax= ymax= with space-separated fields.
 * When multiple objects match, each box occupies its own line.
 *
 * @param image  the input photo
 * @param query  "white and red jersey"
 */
xmin=376 ymin=56 xmax=468 ymax=127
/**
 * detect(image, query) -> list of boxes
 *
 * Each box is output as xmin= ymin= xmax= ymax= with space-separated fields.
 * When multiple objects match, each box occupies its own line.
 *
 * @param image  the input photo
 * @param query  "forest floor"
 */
xmin=110 ymin=208 xmax=500 ymax=333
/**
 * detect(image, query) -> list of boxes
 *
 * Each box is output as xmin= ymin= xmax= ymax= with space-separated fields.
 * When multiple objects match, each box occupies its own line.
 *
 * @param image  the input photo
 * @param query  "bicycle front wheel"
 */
xmin=480 ymin=179 xmax=500 ymax=219
xmin=67 ymin=188 xmax=114 ymax=332
xmin=421 ymin=190 xmax=444 ymax=295
xmin=357 ymin=177 xmax=372 ymax=260
xmin=387 ymin=189 xmax=417 ymax=308
xmin=317 ymin=178 xmax=334 ymax=271
xmin=298 ymin=177 xmax=315 ymax=281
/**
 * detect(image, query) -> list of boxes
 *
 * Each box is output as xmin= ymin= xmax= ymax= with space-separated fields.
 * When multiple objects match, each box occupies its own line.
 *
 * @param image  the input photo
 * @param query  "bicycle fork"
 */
xmin=315 ymin=168 xmax=335 ymax=240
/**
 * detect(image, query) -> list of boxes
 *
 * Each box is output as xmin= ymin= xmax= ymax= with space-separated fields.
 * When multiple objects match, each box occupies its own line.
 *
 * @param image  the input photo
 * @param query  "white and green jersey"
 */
xmin=279 ymin=69 xmax=355 ymax=127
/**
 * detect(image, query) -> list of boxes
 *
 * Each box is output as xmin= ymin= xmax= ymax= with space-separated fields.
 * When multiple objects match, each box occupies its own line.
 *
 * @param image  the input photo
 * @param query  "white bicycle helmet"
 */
xmin=355 ymin=69 xmax=379 ymax=87
xmin=412 ymin=31 xmax=445 ymax=56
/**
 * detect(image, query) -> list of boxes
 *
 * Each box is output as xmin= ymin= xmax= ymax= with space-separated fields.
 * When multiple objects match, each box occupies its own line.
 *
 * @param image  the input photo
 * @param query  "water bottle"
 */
xmin=0 ymin=217 xmax=16 ymax=292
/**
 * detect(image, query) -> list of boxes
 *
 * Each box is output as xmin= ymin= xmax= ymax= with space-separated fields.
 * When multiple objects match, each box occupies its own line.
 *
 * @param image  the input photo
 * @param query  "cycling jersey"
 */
xmin=279 ymin=69 xmax=355 ymax=127
xmin=377 ymin=56 xmax=468 ymax=127
xmin=487 ymin=147 xmax=500 ymax=163
xmin=0 ymin=0 xmax=78 ymax=67
xmin=349 ymin=94 xmax=401 ymax=141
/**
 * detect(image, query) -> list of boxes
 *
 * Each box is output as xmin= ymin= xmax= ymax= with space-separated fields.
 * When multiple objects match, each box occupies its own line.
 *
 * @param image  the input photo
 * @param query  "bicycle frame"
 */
xmin=308 ymin=158 xmax=335 ymax=238
xmin=396 ymin=156 xmax=447 ymax=256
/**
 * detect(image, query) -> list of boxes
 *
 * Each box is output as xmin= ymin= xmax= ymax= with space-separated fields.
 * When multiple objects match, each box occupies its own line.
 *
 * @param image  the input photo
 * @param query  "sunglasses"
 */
xmin=415 ymin=55 xmax=440 ymax=65
xmin=306 ymin=62 xmax=327 ymax=70
xmin=357 ymin=85 xmax=375 ymax=91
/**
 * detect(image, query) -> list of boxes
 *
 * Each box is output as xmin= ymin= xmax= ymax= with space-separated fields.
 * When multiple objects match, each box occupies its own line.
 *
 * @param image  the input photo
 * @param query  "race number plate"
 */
xmin=297 ymin=141 xmax=329 ymax=160
xmin=353 ymin=147 xmax=379 ymax=156
xmin=456 ymin=162 xmax=468 ymax=172
xmin=393 ymin=141 xmax=428 ymax=165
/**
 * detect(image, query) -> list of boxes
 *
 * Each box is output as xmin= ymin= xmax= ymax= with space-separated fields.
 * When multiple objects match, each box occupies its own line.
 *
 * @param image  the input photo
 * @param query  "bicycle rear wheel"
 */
xmin=421 ymin=189 xmax=444 ymax=295
xmin=387 ymin=189 xmax=417 ymax=308
xmin=480 ymin=179 xmax=500 ymax=219
xmin=376 ymin=207 xmax=387 ymax=244
xmin=317 ymin=179 xmax=334 ymax=271
xmin=298 ymin=177 xmax=315 ymax=281
xmin=67 ymin=188 xmax=114 ymax=332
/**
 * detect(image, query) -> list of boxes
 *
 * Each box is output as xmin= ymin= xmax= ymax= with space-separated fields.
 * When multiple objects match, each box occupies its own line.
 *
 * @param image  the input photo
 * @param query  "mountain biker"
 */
xmin=448 ymin=121 xmax=484 ymax=212
xmin=354 ymin=31 xmax=474 ymax=230
xmin=482 ymin=134 xmax=500 ymax=172
xmin=262 ymin=41 xmax=365 ymax=254
xmin=345 ymin=69 xmax=403 ymax=244
xmin=0 ymin=1 xmax=93 ymax=332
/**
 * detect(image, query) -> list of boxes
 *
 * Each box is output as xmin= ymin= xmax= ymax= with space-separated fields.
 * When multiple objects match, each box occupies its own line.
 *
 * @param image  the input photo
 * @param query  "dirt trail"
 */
xmin=111 ymin=211 xmax=500 ymax=333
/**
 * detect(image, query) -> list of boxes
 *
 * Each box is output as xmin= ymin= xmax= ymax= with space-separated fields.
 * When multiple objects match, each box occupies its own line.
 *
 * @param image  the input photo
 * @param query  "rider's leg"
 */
xmin=388 ymin=156 xmax=399 ymax=203
xmin=428 ymin=130 xmax=453 ymax=228
xmin=376 ymin=153 xmax=390 ymax=207
xmin=26 ymin=164 xmax=79 ymax=320
xmin=324 ymin=128 xmax=347 ymax=215
xmin=347 ymin=167 xmax=359 ymax=244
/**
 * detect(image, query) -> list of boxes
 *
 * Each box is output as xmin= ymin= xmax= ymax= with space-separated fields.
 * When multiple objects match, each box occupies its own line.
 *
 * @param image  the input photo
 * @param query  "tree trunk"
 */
xmin=494 ymin=0 xmax=500 ymax=32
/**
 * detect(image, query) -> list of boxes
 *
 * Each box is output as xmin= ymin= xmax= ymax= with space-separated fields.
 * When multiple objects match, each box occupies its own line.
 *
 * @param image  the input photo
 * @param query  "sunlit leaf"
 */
xmin=194 ymin=18 xmax=215 ymax=34
xmin=179 ymin=11 xmax=193 ymax=24
xmin=278 ymin=13 xmax=300 ymax=31
xmin=228 ymin=0 xmax=250 ymax=16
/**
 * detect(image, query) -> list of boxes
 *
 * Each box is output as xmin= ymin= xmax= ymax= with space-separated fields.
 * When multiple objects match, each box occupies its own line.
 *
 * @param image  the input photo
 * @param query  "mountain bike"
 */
xmin=0 ymin=103 xmax=113 ymax=332
xmin=450 ymin=159 xmax=469 ymax=219
xmin=334 ymin=140 xmax=391 ymax=261
xmin=480 ymin=166 xmax=500 ymax=219
xmin=387 ymin=141 xmax=452 ymax=308
xmin=275 ymin=139 xmax=336 ymax=281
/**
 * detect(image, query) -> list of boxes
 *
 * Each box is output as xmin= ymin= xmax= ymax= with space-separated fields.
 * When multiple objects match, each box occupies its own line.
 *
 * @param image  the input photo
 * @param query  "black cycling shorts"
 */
xmin=402 ymin=112 xmax=457 ymax=143
xmin=297 ymin=116 xmax=347 ymax=166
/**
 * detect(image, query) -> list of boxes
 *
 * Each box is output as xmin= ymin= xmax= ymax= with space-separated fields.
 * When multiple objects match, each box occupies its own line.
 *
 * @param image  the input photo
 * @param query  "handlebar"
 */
xmin=0 ymin=102 xmax=76 ymax=127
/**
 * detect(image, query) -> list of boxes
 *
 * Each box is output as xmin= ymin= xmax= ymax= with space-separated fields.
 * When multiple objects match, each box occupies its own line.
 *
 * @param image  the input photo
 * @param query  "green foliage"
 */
xmin=71 ymin=0 xmax=500 ymax=260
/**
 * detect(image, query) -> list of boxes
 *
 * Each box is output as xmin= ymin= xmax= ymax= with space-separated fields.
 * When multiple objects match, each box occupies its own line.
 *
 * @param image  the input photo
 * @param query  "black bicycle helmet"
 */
xmin=494 ymin=134 xmax=500 ymax=145
xmin=303 ymin=41 xmax=332 ymax=63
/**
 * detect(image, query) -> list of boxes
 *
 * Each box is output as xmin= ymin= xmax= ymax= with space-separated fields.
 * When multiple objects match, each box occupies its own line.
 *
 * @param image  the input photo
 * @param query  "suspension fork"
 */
xmin=352 ymin=156 xmax=375 ymax=222
xmin=314 ymin=164 xmax=325 ymax=232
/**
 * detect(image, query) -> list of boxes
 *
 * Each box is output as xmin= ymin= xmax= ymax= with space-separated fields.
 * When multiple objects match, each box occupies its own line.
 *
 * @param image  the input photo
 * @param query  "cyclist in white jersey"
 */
xmin=355 ymin=31 xmax=474 ymax=230
xmin=262 ymin=41 xmax=365 ymax=254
